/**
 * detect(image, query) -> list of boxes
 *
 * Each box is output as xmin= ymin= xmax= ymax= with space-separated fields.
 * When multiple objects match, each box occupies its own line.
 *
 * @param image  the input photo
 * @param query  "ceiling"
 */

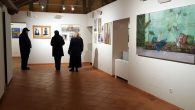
xmin=7 ymin=0 xmax=116 ymax=14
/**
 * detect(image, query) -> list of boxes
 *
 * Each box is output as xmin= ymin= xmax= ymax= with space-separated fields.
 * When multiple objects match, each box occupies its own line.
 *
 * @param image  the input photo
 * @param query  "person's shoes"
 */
xmin=69 ymin=68 xmax=74 ymax=72
xmin=22 ymin=67 xmax=30 ymax=70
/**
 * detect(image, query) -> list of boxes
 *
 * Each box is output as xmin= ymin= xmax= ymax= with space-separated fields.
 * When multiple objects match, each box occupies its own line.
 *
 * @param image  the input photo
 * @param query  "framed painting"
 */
xmin=11 ymin=23 xmax=27 ymax=38
xmin=33 ymin=25 xmax=51 ymax=39
xmin=94 ymin=18 xmax=97 ymax=32
xmin=33 ymin=25 xmax=42 ymax=38
xmin=62 ymin=34 xmax=68 ymax=41
xmin=98 ymin=18 xmax=102 ymax=34
xmin=42 ymin=26 xmax=51 ymax=38
xmin=61 ymin=24 xmax=80 ymax=33
xmin=69 ymin=32 xmax=76 ymax=40
xmin=136 ymin=4 xmax=195 ymax=64
xmin=104 ymin=22 xmax=112 ymax=45
xmin=11 ymin=28 xmax=20 ymax=38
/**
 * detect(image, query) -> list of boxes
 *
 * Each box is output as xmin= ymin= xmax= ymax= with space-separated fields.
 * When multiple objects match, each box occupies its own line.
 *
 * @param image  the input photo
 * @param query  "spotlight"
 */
xmin=41 ymin=5 xmax=44 ymax=9
xmin=71 ymin=6 xmax=75 ymax=11
xmin=62 ymin=6 xmax=66 ymax=11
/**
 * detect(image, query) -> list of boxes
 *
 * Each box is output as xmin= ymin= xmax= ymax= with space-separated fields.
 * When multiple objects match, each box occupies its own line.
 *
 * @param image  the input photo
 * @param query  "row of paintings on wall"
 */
xmin=93 ymin=18 xmax=112 ymax=45
xmin=11 ymin=24 xmax=80 ymax=40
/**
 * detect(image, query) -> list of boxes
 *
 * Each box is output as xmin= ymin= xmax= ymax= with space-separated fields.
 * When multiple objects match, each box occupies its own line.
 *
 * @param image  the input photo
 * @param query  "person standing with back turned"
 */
xmin=19 ymin=28 xmax=31 ymax=70
xmin=68 ymin=32 xmax=84 ymax=72
xmin=51 ymin=30 xmax=65 ymax=71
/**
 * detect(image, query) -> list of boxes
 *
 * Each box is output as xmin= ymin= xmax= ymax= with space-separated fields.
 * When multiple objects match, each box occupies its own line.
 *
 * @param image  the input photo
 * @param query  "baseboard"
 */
xmin=127 ymin=84 xmax=184 ymax=110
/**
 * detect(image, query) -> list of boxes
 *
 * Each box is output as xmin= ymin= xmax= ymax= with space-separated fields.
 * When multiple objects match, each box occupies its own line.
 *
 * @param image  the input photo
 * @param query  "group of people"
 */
xmin=19 ymin=28 xmax=83 ymax=72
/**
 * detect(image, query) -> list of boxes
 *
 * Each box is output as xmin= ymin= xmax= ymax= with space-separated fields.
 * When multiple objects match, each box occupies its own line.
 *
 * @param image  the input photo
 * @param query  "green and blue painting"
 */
xmin=137 ymin=4 xmax=195 ymax=64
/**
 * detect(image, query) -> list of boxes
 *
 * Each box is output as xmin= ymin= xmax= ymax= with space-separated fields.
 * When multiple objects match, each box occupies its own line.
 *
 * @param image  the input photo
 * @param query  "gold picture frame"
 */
xmin=33 ymin=25 xmax=51 ymax=39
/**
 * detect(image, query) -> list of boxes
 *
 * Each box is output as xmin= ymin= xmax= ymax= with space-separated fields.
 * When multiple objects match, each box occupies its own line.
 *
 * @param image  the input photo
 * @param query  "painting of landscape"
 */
xmin=137 ymin=4 xmax=195 ymax=64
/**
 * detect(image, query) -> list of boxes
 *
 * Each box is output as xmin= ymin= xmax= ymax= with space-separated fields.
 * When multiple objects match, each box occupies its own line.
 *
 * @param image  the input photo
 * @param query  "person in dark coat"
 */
xmin=51 ymin=30 xmax=65 ymax=70
xmin=68 ymin=32 xmax=84 ymax=72
xmin=19 ymin=28 xmax=31 ymax=70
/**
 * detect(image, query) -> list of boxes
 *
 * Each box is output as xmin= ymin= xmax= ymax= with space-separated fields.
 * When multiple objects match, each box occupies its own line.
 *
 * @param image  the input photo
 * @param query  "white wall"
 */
xmin=12 ymin=12 xmax=92 ymax=64
xmin=5 ymin=9 xmax=13 ymax=84
xmin=88 ymin=0 xmax=195 ymax=110
xmin=0 ymin=6 xmax=5 ymax=99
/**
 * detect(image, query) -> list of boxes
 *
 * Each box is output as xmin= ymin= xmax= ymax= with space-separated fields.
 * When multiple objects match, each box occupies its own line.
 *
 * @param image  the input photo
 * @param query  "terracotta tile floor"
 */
xmin=0 ymin=58 xmax=182 ymax=110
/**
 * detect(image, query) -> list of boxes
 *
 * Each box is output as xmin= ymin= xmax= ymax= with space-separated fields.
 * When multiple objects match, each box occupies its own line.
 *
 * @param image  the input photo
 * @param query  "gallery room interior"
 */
xmin=0 ymin=0 xmax=195 ymax=110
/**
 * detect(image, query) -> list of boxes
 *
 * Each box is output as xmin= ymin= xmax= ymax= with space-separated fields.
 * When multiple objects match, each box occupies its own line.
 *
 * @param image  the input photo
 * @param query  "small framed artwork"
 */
xmin=94 ymin=18 xmax=97 ymax=32
xmin=42 ymin=26 xmax=51 ymax=38
xmin=61 ymin=24 xmax=80 ymax=33
xmin=11 ymin=22 xmax=27 ymax=38
xmin=104 ymin=22 xmax=112 ymax=45
xmin=69 ymin=32 xmax=75 ymax=40
xmin=33 ymin=25 xmax=51 ymax=39
xmin=11 ymin=28 xmax=20 ymax=38
xmin=98 ymin=18 xmax=102 ymax=34
xmin=62 ymin=34 xmax=68 ymax=41
xmin=33 ymin=25 xmax=42 ymax=38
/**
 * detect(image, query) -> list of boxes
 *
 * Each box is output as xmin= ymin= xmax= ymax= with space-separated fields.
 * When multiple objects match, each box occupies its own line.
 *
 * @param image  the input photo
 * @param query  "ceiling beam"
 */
xmin=14 ymin=0 xmax=38 ymax=8
xmin=46 ymin=0 xmax=49 ymax=12
xmin=60 ymin=0 xmax=65 ymax=13
xmin=82 ymin=0 xmax=86 ymax=14
xmin=86 ymin=0 xmax=92 ymax=13
xmin=0 ymin=0 xmax=18 ymax=15
xmin=29 ymin=0 xmax=34 ymax=11
xmin=101 ymin=0 xmax=104 ymax=6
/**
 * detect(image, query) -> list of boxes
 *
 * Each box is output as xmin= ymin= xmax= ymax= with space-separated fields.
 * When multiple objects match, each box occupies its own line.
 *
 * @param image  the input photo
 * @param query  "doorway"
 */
xmin=112 ymin=18 xmax=129 ymax=79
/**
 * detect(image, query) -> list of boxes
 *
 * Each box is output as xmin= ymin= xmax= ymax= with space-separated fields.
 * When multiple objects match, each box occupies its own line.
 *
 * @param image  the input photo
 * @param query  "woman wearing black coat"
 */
xmin=68 ymin=32 xmax=84 ymax=72
xmin=51 ymin=30 xmax=65 ymax=70
xmin=19 ymin=28 xmax=31 ymax=70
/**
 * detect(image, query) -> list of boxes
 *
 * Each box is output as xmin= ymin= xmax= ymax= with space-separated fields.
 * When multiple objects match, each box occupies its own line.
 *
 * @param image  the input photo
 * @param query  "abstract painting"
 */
xmin=137 ymin=4 xmax=195 ymax=64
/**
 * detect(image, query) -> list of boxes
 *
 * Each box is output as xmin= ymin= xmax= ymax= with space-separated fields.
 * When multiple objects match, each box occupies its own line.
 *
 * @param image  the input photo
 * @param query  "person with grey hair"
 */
xmin=68 ymin=32 xmax=83 ymax=72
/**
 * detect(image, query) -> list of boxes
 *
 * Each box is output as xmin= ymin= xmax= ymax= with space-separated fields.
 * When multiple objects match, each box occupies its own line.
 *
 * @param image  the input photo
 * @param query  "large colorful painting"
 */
xmin=33 ymin=25 xmax=51 ymax=39
xmin=137 ymin=4 xmax=195 ymax=64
